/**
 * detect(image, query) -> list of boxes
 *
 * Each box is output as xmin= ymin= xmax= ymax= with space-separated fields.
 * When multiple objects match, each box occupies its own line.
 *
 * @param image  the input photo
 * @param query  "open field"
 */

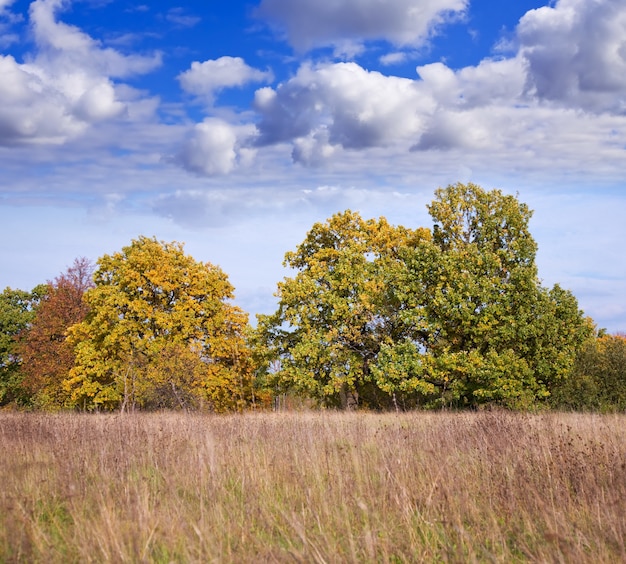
xmin=1 ymin=411 xmax=625 ymax=563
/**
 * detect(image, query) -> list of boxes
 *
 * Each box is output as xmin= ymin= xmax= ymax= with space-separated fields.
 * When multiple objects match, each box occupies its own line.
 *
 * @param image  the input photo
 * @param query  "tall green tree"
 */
xmin=254 ymin=210 xmax=429 ymax=408
xmin=66 ymin=236 xmax=256 ymax=412
xmin=0 ymin=285 xmax=47 ymax=407
xmin=18 ymin=258 xmax=94 ymax=409
xmin=373 ymin=183 xmax=591 ymax=408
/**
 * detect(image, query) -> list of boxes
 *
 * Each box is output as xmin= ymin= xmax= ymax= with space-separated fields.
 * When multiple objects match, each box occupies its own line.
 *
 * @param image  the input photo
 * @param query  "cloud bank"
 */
xmin=172 ymin=0 xmax=625 ymax=176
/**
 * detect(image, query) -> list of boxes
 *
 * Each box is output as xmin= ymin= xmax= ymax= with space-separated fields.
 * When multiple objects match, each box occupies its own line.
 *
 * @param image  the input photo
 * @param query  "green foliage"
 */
xmin=257 ymin=183 xmax=591 ymax=409
xmin=0 ymin=285 xmax=47 ymax=407
xmin=551 ymin=333 xmax=626 ymax=412
xmin=376 ymin=183 xmax=591 ymax=408
xmin=66 ymin=236 xmax=256 ymax=412
xmin=254 ymin=210 xmax=430 ymax=408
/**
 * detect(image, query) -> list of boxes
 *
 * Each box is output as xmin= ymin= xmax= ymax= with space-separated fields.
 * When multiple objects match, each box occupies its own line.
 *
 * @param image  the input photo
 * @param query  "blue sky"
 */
xmin=0 ymin=0 xmax=625 ymax=332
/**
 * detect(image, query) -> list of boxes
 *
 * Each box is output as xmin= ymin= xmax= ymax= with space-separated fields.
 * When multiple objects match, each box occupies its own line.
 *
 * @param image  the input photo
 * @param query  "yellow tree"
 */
xmin=66 ymin=236 xmax=256 ymax=411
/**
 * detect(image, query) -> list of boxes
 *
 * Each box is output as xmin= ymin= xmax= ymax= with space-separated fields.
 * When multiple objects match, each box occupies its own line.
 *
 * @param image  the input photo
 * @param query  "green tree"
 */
xmin=373 ymin=183 xmax=591 ymax=408
xmin=66 ymin=236 xmax=256 ymax=412
xmin=18 ymin=258 xmax=94 ymax=409
xmin=254 ymin=210 xmax=429 ymax=409
xmin=0 ymin=285 xmax=47 ymax=407
xmin=551 ymin=332 xmax=626 ymax=412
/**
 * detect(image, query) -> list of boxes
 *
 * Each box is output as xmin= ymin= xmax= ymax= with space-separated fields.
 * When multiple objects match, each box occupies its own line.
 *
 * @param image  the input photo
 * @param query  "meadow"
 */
xmin=1 ymin=410 xmax=625 ymax=563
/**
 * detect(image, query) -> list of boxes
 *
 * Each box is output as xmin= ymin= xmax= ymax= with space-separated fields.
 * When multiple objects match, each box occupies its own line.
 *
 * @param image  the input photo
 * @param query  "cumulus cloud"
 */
xmin=0 ymin=54 xmax=84 ymax=143
xmin=249 ymin=55 xmax=531 ymax=161
xmin=248 ymin=58 xmax=525 ymax=162
xmin=178 ymin=56 xmax=272 ymax=104
xmin=0 ymin=0 xmax=160 ymax=145
xmin=518 ymin=0 xmax=626 ymax=112
xmin=171 ymin=118 xmax=257 ymax=176
xmin=254 ymin=62 xmax=430 ymax=162
xmin=256 ymin=0 xmax=468 ymax=52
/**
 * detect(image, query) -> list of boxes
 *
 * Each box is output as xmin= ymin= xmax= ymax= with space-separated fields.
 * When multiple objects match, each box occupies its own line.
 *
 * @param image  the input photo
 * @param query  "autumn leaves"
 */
xmin=1 ymin=184 xmax=594 ymax=411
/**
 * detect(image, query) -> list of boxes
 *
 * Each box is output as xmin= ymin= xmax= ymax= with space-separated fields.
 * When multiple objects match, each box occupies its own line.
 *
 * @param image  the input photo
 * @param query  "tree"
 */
xmin=254 ymin=210 xmax=430 ymax=409
xmin=17 ymin=258 xmax=94 ymax=409
xmin=257 ymin=184 xmax=591 ymax=410
xmin=65 ymin=236 xmax=256 ymax=412
xmin=373 ymin=183 xmax=591 ymax=408
xmin=0 ymin=285 xmax=47 ymax=407
xmin=551 ymin=332 xmax=626 ymax=412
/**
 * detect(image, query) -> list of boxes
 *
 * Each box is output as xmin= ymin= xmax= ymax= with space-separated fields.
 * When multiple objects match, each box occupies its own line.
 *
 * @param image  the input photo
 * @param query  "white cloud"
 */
xmin=379 ymin=52 xmax=408 ymax=66
xmin=0 ymin=54 xmax=85 ymax=144
xmin=292 ymin=131 xmax=337 ymax=166
xmin=73 ymin=81 xmax=125 ymax=121
xmin=518 ymin=0 xmax=626 ymax=112
xmin=29 ymin=0 xmax=161 ymax=78
xmin=412 ymin=109 xmax=492 ymax=151
xmin=165 ymin=7 xmax=200 ymax=29
xmin=0 ymin=0 xmax=160 ymax=146
xmin=248 ymin=56 xmax=528 ymax=161
xmin=172 ymin=118 xmax=257 ymax=176
xmin=178 ymin=56 xmax=272 ymax=104
xmin=254 ymin=62 xmax=430 ymax=162
xmin=256 ymin=0 xmax=468 ymax=52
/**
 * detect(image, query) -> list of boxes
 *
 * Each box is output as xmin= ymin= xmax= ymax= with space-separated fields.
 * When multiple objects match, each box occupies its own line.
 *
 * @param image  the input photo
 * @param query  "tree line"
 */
xmin=1 ymin=183 xmax=624 ymax=412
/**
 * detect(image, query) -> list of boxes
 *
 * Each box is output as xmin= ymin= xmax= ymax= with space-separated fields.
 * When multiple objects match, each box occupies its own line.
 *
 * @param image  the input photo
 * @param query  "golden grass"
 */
xmin=1 ymin=410 xmax=625 ymax=562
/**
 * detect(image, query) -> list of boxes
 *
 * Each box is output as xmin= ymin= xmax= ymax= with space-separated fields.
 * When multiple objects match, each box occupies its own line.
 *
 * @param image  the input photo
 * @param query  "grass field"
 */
xmin=1 ymin=410 xmax=625 ymax=562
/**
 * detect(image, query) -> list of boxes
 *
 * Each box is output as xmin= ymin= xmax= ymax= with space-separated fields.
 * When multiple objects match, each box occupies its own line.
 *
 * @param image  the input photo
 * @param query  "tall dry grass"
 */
xmin=0 ymin=410 xmax=625 ymax=563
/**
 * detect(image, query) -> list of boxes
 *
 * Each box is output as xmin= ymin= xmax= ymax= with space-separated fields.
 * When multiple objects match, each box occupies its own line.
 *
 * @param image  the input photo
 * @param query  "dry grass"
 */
xmin=1 ymin=410 xmax=625 ymax=563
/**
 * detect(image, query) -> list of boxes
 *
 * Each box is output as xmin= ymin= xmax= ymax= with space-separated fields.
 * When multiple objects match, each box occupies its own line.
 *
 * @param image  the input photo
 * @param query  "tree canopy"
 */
xmin=550 ymin=332 xmax=626 ymax=412
xmin=256 ymin=183 xmax=592 ymax=409
xmin=374 ymin=184 xmax=591 ymax=408
xmin=66 ymin=236 xmax=257 ymax=411
xmin=0 ymin=183 xmax=609 ymax=412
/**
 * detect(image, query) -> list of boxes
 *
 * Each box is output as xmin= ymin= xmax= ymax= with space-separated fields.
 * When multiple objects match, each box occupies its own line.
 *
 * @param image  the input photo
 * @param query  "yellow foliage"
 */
xmin=66 ymin=236 xmax=257 ymax=411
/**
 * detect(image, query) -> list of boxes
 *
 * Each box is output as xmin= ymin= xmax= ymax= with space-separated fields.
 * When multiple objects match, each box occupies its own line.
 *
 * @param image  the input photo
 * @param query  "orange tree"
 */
xmin=66 ymin=236 xmax=257 ymax=412
xmin=18 ymin=258 xmax=94 ymax=409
